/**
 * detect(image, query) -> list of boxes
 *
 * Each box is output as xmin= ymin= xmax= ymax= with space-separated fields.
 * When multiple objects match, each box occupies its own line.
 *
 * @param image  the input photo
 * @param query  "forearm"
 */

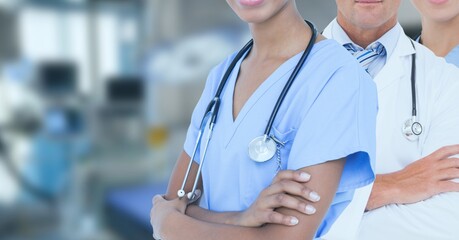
xmin=366 ymin=173 xmax=400 ymax=210
xmin=162 ymin=211 xmax=254 ymax=240
xmin=164 ymin=151 xmax=244 ymax=226
xmin=186 ymin=204 xmax=242 ymax=225
xmin=158 ymin=160 xmax=345 ymax=240
xmin=162 ymin=210 xmax=300 ymax=240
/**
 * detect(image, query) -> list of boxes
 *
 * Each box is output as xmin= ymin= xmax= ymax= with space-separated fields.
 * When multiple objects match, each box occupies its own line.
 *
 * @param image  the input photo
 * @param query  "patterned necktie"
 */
xmin=344 ymin=42 xmax=386 ymax=72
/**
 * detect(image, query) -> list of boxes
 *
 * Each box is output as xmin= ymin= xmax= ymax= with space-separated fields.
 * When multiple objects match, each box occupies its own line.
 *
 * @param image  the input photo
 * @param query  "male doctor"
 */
xmin=320 ymin=0 xmax=459 ymax=239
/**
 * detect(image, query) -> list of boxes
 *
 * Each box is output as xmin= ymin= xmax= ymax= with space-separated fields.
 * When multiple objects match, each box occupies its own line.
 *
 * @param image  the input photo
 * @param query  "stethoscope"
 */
xmin=401 ymin=40 xmax=423 ymax=141
xmin=177 ymin=21 xmax=318 ymax=200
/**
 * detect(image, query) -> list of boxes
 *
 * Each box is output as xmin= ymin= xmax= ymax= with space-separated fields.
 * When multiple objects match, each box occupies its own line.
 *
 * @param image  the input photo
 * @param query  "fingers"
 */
xmin=152 ymin=195 xmax=166 ymax=205
xmin=272 ymin=170 xmax=311 ymax=184
xmin=153 ymin=232 xmax=162 ymax=240
xmin=263 ymin=180 xmax=320 ymax=203
xmin=438 ymin=181 xmax=459 ymax=193
xmin=264 ymin=193 xmax=317 ymax=215
xmin=438 ymin=168 xmax=459 ymax=181
xmin=439 ymin=158 xmax=459 ymax=169
xmin=269 ymin=170 xmax=318 ymax=202
xmin=261 ymin=211 xmax=300 ymax=226
xmin=428 ymin=145 xmax=459 ymax=161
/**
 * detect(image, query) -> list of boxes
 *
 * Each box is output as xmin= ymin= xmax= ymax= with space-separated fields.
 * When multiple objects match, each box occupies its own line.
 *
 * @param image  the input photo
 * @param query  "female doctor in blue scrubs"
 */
xmin=150 ymin=0 xmax=378 ymax=239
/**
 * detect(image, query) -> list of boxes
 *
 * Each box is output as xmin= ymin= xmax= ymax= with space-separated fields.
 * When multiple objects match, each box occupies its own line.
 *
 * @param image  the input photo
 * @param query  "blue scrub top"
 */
xmin=445 ymin=45 xmax=459 ymax=67
xmin=184 ymin=39 xmax=378 ymax=238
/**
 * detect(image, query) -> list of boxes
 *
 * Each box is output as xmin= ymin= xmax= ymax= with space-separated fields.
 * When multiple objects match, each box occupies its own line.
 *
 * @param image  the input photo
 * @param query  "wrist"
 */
xmin=366 ymin=173 xmax=400 ymax=210
xmin=224 ymin=211 xmax=244 ymax=226
xmin=161 ymin=210 xmax=180 ymax=239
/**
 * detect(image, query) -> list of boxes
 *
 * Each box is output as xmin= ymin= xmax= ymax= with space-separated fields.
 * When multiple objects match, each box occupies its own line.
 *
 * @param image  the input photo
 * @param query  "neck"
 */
xmin=337 ymin=16 xmax=397 ymax=48
xmin=248 ymin=2 xmax=312 ymax=60
xmin=420 ymin=16 xmax=459 ymax=57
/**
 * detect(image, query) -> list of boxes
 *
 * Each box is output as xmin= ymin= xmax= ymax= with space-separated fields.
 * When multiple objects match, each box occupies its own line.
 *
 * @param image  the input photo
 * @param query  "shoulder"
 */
xmin=308 ymin=39 xmax=376 ymax=93
xmin=393 ymin=34 xmax=458 ymax=81
xmin=415 ymin=41 xmax=451 ymax=70
xmin=208 ymin=51 xmax=238 ymax=80
xmin=292 ymin=40 xmax=377 ymax=119
xmin=202 ymin=51 xmax=240 ymax=94
xmin=445 ymin=45 xmax=459 ymax=67
xmin=416 ymin=42 xmax=459 ymax=86
xmin=409 ymin=42 xmax=459 ymax=110
xmin=312 ymin=39 xmax=358 ymax=67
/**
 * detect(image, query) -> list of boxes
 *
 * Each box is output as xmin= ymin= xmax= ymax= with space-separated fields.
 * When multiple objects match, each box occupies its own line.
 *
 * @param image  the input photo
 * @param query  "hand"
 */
xmin=150 ymin=195 xmax=188 ymax=239
xmin=367 ymin=145 xmax=459 ymax=210
xmin=236 ymin=170 xmax=321 ymax=227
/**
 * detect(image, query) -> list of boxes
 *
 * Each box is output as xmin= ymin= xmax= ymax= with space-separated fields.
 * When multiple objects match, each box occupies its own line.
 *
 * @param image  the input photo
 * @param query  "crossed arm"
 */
xmin=367 ymin=74 xmax=459 ymax=210
xmin=150 ymin=151 xmax=345 ymax=240
xmin=366 ymin=145 xmax=459 ymax=210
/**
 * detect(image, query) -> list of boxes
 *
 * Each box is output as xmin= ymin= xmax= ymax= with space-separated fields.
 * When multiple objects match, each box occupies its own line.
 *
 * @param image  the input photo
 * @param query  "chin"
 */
xmin=352 ymin=17 xmax=386 ymax=29
xmin=428 ymin=11 xmax=459 ymax=23
xmin=234 ymin=11 xmax=272 ymax=24
xmin=240 ymin=16 xmax=270 ymax=24
xmin=351 ymin=11 xmax=395 ymax=29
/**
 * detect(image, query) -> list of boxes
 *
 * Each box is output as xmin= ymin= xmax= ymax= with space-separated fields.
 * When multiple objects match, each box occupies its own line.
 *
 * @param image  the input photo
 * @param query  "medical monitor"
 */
xmin=38 ymin=62 xmax=78 ymax=97
xmin=106 ymin=76 xmax=144 ymax=104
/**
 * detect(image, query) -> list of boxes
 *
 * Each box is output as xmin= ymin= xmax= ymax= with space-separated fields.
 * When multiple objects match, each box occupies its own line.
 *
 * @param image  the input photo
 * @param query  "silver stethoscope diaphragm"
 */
xmin=248 ymin=135 xmax=277 ymax=162
xmin=402 ymin=116 xmax=423 ymax=141
xmin=411 ymin=121 xmax=422 ymax=135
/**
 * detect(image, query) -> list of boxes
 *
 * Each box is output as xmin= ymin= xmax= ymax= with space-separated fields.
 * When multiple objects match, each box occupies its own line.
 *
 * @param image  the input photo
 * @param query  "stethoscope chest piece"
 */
xmin=401 ymin=40 xmax=423 ymax=142
xmin=411 ymin=121 xmax=422 ymax=135
xmin=402 ymin=117 xmax=423 ymax=141
xmin=248 ymin=136 xmax=277 ymax=162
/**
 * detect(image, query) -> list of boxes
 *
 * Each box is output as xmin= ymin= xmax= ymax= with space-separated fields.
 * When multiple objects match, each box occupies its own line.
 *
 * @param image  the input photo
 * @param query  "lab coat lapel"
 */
xmin=323 ymin=20 xmax=416 ymax=93
xmin=374 ymin=33 xmax=415 ymax=93
xmin=322 ymin=21 xmax=333 ymax=39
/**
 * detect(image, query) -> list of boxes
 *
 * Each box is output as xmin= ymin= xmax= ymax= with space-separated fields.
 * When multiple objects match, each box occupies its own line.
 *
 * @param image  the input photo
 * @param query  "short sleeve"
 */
xmin=288 ymin=64 xmax=377 ymax=237
xmin=287 ymin=64 xmax=377 ymax=192
xmin=316 ymin=190 xmax=355 ymax=235
xmin=183 ymin=66 xmax=219 ymax=161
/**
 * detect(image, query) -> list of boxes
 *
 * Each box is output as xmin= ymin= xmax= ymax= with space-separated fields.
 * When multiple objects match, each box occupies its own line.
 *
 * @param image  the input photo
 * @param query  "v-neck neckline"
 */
xmin=231 ymin=50 xmax=304 ymax=123
xmin=218 ymin=49 xmax=304 ymax=148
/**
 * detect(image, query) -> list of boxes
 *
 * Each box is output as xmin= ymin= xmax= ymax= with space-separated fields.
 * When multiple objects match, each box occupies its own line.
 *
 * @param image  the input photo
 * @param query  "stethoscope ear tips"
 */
xmin=177 ymin=189 xmax=186 ymax=198
xmin=177 ymin=189 xmax=202 ymax=203
xmin=187 ymin=189 xmax=202 ymax=203
xmin=402 ymin=117 xmax=423 ymax=141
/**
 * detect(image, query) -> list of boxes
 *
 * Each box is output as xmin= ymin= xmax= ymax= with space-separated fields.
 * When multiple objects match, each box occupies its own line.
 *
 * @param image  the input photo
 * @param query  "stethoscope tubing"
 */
xmin=189 ymin=122 xmax=214 ymax=200
xmin=212 ymin=40 xmax=254 ymax=120
xmin=410 ymin=40 xmax=418 ymax=118
xmin=179 ymin=100 xmax=219 ymax=199
xmin=178 ymin=122 xmax=204 ymax=197
xmin=263 ymin=21 xmax=317 ymax=136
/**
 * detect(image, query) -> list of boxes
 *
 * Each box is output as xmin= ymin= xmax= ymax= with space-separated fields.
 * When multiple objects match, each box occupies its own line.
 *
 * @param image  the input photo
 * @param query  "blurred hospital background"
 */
xmin=0 ymin=1 xmax=420 ymax=239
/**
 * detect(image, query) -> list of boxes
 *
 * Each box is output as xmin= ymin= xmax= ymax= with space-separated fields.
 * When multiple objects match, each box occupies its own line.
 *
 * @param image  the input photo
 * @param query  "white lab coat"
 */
xmin=322 ymin=22 xmax=459 ymax=240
